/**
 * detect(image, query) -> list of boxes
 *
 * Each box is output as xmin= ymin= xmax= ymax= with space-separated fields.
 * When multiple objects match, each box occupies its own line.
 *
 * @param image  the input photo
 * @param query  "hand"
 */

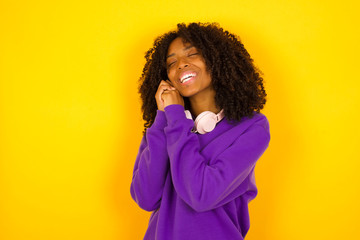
xmin=155 ymin=80 xmax=176 ymax=111
xmin=161 ymin=83 xmax=184 ymax=109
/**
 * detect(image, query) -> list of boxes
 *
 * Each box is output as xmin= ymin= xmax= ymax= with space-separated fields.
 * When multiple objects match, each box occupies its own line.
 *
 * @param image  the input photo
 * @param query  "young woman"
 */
xmin=130 ymin=22 xmax=270 ymax=240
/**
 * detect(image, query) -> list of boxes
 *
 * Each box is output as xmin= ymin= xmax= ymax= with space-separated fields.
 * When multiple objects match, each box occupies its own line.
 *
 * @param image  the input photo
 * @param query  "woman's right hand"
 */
xmin=155 ymin=80 xmax=176 ymax=111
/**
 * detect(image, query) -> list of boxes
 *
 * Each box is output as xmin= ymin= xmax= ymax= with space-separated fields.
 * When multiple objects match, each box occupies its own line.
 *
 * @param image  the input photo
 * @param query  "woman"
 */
xmin=130 ymin=22 xmax=270 ymax=240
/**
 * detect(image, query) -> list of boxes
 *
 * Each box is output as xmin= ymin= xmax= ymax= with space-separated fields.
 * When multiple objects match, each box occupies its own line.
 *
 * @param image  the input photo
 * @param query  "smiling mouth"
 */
xmin=180 ymin=72 xmax=197 ymax=83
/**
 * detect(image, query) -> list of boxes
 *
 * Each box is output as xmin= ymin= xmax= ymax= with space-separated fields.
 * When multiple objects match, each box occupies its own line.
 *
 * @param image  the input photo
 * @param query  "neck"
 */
xmin=188 ymin=91 xmax=220 ymax=118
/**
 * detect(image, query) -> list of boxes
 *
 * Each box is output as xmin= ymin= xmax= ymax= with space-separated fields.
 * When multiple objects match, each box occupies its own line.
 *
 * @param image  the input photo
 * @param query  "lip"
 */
xmin=179 ymin=70 xmax=197 ymax=84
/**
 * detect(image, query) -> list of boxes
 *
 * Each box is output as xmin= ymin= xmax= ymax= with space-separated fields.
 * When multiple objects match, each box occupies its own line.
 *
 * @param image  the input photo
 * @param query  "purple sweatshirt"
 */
xmin=130 ymin=104 xmax=270 ymax=240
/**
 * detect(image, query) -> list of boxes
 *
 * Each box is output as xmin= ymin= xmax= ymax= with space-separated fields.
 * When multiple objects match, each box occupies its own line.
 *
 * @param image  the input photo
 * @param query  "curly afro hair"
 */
xmin=138 ymin=22 xmax=267 ymax=133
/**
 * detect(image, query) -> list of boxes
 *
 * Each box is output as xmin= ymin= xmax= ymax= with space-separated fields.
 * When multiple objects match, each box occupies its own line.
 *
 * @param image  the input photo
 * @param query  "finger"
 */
xmin=161 ymin=89 xmax=178 ymax=101
xmin=156 ymin=81 xmax=170 ymax=92
xmin=159 ymin=84 xmax=175 ymax=92
xmin=166 ymin=83 xmax=176 ymax=91
xmin=159 ymin=80 xmax=172 ymax=86
xmin=159 ymin=80 xmax=175 ymax=88
xmin=161 ymin=89 xmax=172 ymax=96
xmin=165 ymin=80 xmax=173 ymax=86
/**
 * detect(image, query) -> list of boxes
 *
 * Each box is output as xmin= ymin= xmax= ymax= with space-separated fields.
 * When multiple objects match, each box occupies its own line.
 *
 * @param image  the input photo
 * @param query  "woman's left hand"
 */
xmin=161 ymin=83 xmax=184 ymax=108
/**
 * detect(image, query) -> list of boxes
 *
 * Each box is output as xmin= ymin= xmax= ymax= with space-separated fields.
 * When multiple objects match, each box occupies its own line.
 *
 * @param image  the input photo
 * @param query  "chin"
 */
xmin=178 ymin=90 xmax=195 ymax=98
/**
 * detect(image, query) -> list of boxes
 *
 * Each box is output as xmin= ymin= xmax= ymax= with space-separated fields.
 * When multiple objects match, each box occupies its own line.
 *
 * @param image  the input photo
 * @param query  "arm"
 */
xmin=130 ymin=110 xmax=169 ymax=211
xmin=130 ymin=80 xmax=177 ymax=211
xmin=164 ymin=104 xmax=270 ymax=212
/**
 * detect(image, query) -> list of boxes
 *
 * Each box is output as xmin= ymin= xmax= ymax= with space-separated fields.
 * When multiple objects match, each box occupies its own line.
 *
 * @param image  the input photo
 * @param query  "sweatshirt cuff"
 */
xmin=150 ymin=110 xmax=167 ymax=129
xmin=164 ymin=104 xmax=187 ymax=126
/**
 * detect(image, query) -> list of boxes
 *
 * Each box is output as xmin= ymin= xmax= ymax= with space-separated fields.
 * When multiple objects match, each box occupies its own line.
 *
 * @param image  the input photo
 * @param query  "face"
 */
xmin=166 ymin=37 xmax=214 ymax=99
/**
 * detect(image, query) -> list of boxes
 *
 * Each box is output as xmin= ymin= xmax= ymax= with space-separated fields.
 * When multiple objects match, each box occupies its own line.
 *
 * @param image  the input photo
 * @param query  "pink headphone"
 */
xmin=184 ymin=109 xmax=225 ymax=134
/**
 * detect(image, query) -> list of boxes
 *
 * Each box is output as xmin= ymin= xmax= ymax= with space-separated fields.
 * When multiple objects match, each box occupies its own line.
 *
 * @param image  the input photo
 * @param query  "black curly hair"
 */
xmin=138 ymin=22 xmax=267 ymax=133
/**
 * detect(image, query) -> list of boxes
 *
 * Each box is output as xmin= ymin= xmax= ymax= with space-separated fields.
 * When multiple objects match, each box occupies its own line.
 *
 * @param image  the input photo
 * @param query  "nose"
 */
xmin=177 ymin=57 xmax=189 ymax=69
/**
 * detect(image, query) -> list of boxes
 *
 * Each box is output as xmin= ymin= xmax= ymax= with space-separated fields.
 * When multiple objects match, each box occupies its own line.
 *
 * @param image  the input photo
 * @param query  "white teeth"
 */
xmin=180 ymin=73 xmax=196 ymax=83
xmin=182 ymin=78 xmax=191 ymax=83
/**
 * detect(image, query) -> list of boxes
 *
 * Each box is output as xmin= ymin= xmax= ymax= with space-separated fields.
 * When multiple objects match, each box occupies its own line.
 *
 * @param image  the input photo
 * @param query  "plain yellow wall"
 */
xmin=1 ymin=0 xmax=359 ymax=239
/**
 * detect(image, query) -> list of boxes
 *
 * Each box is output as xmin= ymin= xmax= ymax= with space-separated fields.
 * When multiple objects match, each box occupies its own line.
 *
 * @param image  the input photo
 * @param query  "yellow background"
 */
xmin=1 ymin=0 xmax=359 ymax=239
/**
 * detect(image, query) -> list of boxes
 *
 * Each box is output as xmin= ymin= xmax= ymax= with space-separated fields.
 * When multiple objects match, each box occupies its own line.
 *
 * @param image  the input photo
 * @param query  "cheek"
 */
xmin=167 ymin=70 xmax=176 ymax=82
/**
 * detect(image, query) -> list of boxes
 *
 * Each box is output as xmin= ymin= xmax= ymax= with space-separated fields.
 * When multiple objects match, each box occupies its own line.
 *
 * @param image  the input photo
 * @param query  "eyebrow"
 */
xmin=166 ymin=45 xmax=194 ymax=59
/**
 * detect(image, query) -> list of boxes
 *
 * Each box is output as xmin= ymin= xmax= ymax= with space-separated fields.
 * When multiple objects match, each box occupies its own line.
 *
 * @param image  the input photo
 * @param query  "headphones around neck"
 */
xmin=184 ymin=109 xmax=225 ymax=134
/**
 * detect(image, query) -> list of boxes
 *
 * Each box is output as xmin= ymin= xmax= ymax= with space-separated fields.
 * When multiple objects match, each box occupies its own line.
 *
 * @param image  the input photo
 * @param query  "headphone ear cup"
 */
xmin=194 ymin=111 xmax=217 ymax=134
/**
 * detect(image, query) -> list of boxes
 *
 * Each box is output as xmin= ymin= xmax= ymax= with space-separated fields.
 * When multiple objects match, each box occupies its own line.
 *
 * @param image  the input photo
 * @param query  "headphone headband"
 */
xmin=216 ymin=109 xmax=225 ymax=122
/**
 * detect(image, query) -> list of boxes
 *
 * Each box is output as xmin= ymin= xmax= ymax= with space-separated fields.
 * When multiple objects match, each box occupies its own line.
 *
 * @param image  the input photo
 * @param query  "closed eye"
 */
xmin=188 ymin=53 xmax=199 ymax=56
xmin=167 ymin=61 xmax=176 ymax=68
xmin=167 ymin=52 xmax=199 ymax=69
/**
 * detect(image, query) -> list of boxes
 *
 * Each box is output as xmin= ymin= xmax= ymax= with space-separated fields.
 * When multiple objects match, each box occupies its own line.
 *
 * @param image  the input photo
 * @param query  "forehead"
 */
xmin=167 ymin=37 xmax=194 ymax=55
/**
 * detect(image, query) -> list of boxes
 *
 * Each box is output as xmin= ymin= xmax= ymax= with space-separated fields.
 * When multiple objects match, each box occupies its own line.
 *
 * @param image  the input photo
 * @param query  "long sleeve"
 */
xmin=163 ymin=104 xmax=270 ymax=212
xmin=130 ymin=110 xmax=169 ymax=211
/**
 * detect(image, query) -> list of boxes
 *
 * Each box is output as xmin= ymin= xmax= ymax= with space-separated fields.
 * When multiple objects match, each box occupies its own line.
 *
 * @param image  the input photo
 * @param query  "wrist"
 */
xmin=164 ymin=104 xmax=187 ymax=125
xmin=150 ymin=110 xmax=167 ymax=129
